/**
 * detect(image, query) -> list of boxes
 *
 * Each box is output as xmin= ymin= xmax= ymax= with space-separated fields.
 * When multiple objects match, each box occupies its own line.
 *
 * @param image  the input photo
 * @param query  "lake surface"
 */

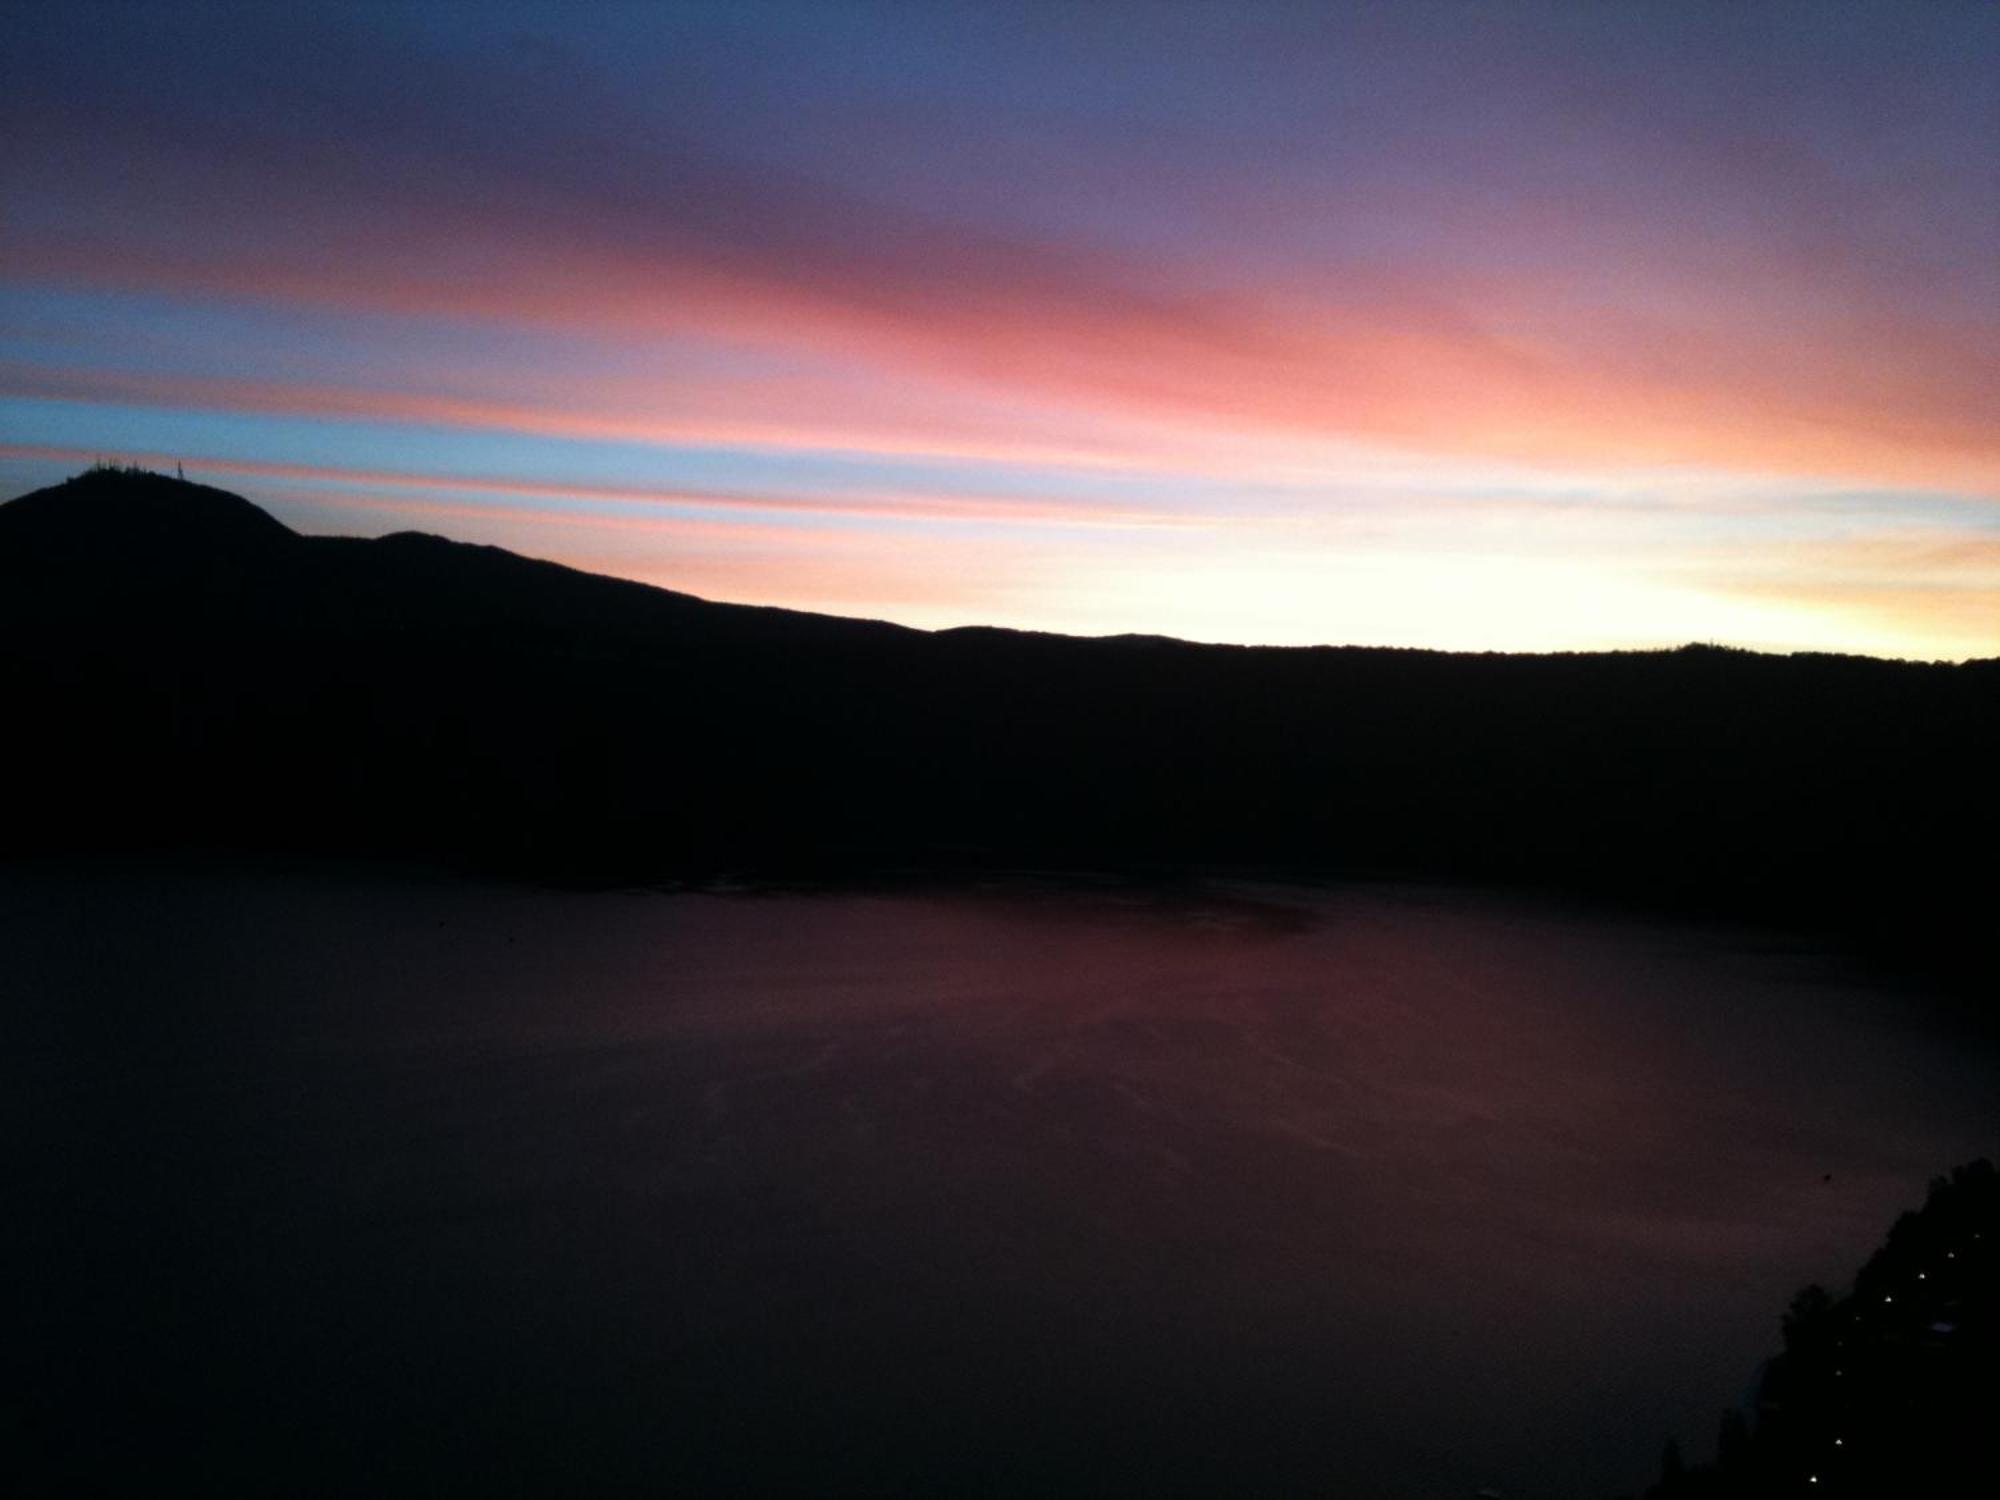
xmin=6 ymin=861 xmax=1996 ymax=1496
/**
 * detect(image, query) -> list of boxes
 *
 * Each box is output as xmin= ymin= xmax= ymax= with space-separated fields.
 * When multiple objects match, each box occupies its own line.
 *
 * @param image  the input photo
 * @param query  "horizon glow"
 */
xmin=2 ymin=2 xmax=1996 ymax=657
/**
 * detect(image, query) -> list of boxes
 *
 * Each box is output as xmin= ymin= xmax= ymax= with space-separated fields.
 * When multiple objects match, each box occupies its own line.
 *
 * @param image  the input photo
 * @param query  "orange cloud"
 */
xmin=8 ymin=4 xmax=1994 ymax=498
xmin=0 ymin=442 xmax=1190 ymax=531
xmin=16 ymin=229 xmax=1995 ymax=495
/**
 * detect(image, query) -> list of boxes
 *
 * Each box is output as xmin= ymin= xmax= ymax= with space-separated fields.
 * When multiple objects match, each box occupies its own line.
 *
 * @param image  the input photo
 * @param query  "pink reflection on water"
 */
xmin=6 ymin=864 xmax=1994 ymax=1496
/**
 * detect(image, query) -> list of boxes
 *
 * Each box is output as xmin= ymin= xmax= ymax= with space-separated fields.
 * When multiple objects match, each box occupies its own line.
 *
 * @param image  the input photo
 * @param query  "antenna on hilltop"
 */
xmin=177 ymin=461 xmax=185 ymax=480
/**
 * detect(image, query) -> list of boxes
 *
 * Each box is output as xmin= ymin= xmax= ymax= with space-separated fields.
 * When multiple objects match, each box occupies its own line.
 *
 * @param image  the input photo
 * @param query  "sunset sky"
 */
xmin=4 ymin=1 xmax=1995 ymax=657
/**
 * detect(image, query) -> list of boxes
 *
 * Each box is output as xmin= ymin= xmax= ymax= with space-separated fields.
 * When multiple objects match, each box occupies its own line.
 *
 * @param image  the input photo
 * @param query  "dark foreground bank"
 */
xmin=1628 ymin=1160 xmax=1998 ymax=1498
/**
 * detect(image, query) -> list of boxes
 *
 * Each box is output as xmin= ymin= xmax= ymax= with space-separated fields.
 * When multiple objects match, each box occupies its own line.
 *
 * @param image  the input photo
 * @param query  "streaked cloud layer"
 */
xmin=4 ymin=1 xmax=1995 ymax=655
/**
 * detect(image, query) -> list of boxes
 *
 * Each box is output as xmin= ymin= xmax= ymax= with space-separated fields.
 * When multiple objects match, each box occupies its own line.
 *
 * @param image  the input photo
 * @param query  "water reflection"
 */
xmin=7 ymin=865 xmax=1995 ymax=1496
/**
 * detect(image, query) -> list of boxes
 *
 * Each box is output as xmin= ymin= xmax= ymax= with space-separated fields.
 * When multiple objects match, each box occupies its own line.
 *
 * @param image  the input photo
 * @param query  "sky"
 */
xmin=2 ymin=1 xmax=1996 ymax=657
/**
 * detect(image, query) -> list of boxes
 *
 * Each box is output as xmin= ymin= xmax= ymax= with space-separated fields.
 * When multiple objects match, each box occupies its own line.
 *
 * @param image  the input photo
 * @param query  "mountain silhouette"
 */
xmin=0 ymin=465 xmax=291 ymax=559
xmin=3 ymin=467 xmax=1995 ymax=984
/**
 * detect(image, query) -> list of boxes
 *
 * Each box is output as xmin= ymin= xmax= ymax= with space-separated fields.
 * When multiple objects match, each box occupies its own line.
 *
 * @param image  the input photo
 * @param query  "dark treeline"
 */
xmin=3 ymin=467 xmax=1995 ymax=983
xmin=1630 ymin=1160 xmax=1998 ymax=1498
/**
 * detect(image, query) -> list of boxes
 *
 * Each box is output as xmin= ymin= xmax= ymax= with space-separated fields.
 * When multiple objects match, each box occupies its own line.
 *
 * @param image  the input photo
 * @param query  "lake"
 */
xmin=6 ymin=860 xmax=1995 ymax=1496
